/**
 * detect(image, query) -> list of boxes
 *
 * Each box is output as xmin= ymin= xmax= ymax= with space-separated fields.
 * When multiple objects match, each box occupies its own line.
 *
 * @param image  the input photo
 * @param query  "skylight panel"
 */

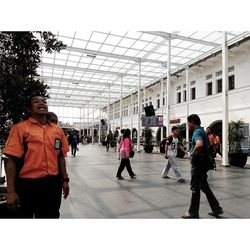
xmin=86 ymin=42 xmax=102 ymax=51
xmin=105 ymin=35 xmax=123 ymax=45
xmin=91 ymin=32 xmax=109 ymax=43
xmin=67 ymin=61 xmax=78 ymax=67
xmin=88 ymin=64 xmax=100 ymax=70
xmin=43 ymin=58 xmax=54 ymax=64
xmin=118 ymin=37 xmax=136 ymax=48
xmin=131 ymin=40 xmax=149 ymax=50
xmin=146 ymin=53 xmax=162 ymax=60
xmin=140 ymin=33 xmax=157 ymax=42
xmin=126 ymin=31 xmax=142 ymax=40
xmin=178 ymin=40 xmax=194 ymax=48
xmin=124 ymin=49 xmax=140 ymax=57
xmin=103 ymin=60 xmax=115 ymax=67
xmin=54 ymin=59 xmax=67 ymax=65
xmin=72 ymin=39 xmax=88 ymax=48
xmin=155 ymin=45 xmax=168 ymax=54
xmin=143 ymin=42 xmax=159 ymax=51
xmin=100 ymin=44 xmax=115 ymax=53
xmin=205 ymin=32 xmax=221 ymax=42
xmin=112 ymin=47 xmax=128 ymax=55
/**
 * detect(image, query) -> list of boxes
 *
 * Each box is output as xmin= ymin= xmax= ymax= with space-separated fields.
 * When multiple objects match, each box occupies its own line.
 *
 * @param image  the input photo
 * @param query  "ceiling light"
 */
xmin=87 ymin=54 xmax=96 ymax=58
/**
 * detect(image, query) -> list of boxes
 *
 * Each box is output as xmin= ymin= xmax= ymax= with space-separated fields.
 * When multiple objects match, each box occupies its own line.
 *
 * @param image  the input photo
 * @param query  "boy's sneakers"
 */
xmin=178 ymin=178 xmax=185 ymax=183
xmin=208 ymin=207 xmax=223 ymax=217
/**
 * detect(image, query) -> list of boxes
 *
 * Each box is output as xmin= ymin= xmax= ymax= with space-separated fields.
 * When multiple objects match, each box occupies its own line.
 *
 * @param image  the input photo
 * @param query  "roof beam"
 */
xmin=39 ymin=75 xmax=135 ymax=89
xmin=48 ymin=97 xmax=110 ymax=105
xmin=48 ymin=85 xmax=130 ymax=95
xmin=66 ymin=46 xmax=182 ymax=67
xmin=142 ymin=31 xmax=220 ymax=47
xmin=40 ymin=62 xmax=155 ymax=79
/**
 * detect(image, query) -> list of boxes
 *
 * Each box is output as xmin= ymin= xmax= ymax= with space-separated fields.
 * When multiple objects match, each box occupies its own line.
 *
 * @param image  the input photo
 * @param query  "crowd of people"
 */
xmin=1 ymin=94 xmax=224 ymax=219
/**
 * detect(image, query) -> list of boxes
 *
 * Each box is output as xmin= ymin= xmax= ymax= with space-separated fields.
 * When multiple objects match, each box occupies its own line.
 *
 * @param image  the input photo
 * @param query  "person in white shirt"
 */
xmin=162 ymin=126 xmax=187 ymax=183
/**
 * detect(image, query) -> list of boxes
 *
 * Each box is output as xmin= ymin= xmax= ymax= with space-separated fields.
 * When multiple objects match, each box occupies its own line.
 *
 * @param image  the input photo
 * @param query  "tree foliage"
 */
xmin=0 ymin=31 xmax=66 ymax=146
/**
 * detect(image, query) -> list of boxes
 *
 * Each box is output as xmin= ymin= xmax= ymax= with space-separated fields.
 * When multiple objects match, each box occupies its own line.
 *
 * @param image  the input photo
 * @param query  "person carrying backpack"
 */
xmin=162 ymin=126 xmax=187 ymax=183
xmin=182 ymin=114 xmax=223 ymax=219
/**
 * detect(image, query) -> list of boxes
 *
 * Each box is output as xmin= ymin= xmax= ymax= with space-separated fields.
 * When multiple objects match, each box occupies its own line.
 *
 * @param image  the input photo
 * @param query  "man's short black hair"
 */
xmin=171 ymin=126 xmax=178 ymax=132
xmin=187 ymin=114 xmax=201 ymax=126
xmin=25 ymin=94 xmax=47 ymax=108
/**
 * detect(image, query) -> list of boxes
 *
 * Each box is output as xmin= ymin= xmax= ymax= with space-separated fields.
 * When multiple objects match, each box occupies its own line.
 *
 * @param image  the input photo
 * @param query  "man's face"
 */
xmin=49 ymin=114 xmax=58 ymax=124
xmin=172 ymin=129 xmax=179 ymax=136
xmin=29 ymin=96 xmax=48 ymax=115
xmin=187 ymin=121 xmax=195 ymax=131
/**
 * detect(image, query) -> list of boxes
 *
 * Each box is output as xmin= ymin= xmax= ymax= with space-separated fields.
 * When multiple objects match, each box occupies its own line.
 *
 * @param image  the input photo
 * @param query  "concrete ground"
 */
xmin=60 ymin=144 xmax=250 ymax=219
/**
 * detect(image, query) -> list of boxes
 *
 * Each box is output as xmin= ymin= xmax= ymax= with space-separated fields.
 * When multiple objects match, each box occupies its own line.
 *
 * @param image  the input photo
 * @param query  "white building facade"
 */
xmin=107 ymin=38 xmax=250 ymax=146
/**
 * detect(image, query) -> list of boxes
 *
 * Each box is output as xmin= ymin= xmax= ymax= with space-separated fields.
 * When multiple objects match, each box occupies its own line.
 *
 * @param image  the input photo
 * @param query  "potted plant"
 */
xmin=142 ymin=126 xmax=154 ymax=153
xmin=228 ymin=120 xmax=248 ymax=168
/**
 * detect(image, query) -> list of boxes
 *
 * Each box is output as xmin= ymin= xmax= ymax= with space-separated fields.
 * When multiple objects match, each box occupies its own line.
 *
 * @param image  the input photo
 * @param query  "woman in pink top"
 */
xmin=116 ymin=129 xmax=136 ymax=180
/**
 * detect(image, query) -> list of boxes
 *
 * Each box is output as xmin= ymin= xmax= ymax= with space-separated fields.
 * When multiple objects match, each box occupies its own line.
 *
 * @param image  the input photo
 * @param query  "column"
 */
xmin=166 ymin=37 xmax=171 ymax=136
xmin=160 ymin=79 xmax=164 ymax=141
xmin=120 ymin=75 xmax=123 ymax=131
xmin=130 ymin=93 xmax=133 ymax=131
xmin=99 ymin=92 xmax=101 ymax=145
xmin=87 ymin=101 xmax=89 ymax=136
xmin=92 ymin=97 xmax=94 ymax=145
xmin=185 ymin=66 xmax=190 ymax=151
xmin=107 ymin=83 xmax=110 ymax=133
xmin=221 ymin=31 xmax=230 ymax=167
xmin=137 ymin=60 xmax=141 ymax=152
xmin=113 ymin=103 xmax=115 ymax=131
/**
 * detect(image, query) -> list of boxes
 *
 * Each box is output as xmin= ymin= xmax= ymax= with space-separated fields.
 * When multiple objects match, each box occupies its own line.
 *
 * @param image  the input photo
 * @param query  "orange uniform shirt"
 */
xmin=4 ymin=117 xmax=69 ymax=179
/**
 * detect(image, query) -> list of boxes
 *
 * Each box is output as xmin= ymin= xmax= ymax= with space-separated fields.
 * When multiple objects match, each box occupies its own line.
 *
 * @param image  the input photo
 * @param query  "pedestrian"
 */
xmin=162 ymin=126 xmax=186 ymax=183
xmin=116 ymin=128 xmax=136 ymax=180
xmin=206 ymin=127 xmax=216 ymax=157
xmin=3 ymin=95 xmax=69 ymax=218
xmin=47 ymin=111 xmax=58 ymax=124
xmin=113 ymin=129 xmax=119 ymax=152
xmin=206 ymin=127 xmax=216 ymax=170
xmin=214 ymin=134 xmax=222 ymax=157
xmin=69 ymin=129 xmax=79 ymax=157
xmin=106 ymin=130 xmax=113 ymax=152
xmin=182 ymin=114 xmax=223 ymax=218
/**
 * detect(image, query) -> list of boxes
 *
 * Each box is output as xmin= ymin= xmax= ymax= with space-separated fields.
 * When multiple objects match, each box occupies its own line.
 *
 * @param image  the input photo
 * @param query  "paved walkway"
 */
xmin=60 ymin=144 xmax=250 ymax=218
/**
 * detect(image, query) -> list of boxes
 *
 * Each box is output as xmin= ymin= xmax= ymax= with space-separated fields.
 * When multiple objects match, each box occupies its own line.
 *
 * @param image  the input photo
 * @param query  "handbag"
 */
xmin=130 ymin=149 xmax=135 ymax=158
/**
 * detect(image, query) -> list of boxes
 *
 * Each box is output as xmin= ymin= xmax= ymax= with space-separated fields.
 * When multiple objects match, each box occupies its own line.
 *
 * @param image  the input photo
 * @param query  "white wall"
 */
xmin=108 ymin=39 xmax=250 ymax=137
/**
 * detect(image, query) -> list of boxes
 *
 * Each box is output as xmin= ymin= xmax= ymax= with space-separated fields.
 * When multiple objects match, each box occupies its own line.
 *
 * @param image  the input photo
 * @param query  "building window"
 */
xmin=162 ymin=97 xmax=165 ymax=106
xmin=177 ymin=92 xmax=181 ymax=104
xmin=183 ymin=90 xmax=187 ymax=102
xmin=142 ymin=104 xmax=144 ymax=111
xmin=207 ymin=82 xmax=212 ymax=96
xmin=149 ymin=101 xmax=152 ymax=106
xmin=217 ymin=79 xmax=222 ymax=93
xmin=157 ymin=99 xmax=160 ymax=108
xmin=133 ymin=107 xmax=136 ymax=114
xmin=229 ymin=75 xmax=235 ymax=90
xmin=191 ymin=87 xmax=196 ymax=100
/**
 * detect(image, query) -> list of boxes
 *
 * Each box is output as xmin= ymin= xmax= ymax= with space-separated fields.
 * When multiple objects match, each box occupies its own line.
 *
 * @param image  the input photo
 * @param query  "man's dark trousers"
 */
xmin=188 ymin=156 xmax=221 ymax=217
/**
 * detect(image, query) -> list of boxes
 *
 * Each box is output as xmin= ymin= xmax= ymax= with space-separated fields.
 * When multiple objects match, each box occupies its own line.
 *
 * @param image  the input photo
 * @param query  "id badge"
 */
xmin=54 ymin=138 xmax=62 ymax=149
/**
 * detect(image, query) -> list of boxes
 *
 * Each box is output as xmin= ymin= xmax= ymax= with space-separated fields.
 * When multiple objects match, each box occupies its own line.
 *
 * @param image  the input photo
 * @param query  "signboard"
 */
xmin=141 ymin=115 xmax=163 ymax=127
xmin=170 ymin=119 xmax=180 ymax=124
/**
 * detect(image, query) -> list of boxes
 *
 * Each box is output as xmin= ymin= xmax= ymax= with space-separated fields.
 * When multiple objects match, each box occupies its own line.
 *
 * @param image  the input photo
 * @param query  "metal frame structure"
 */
xmin=38 ymin=31 xmax=250 ymax=109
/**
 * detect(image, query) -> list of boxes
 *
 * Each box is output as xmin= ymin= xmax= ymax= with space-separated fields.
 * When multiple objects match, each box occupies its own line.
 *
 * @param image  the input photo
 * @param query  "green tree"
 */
xmin=0 ymin=31 xmax=66 ymax=146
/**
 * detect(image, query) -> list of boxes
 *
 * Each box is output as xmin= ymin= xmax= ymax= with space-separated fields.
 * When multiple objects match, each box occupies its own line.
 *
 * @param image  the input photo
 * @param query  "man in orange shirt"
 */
xmin=4 ymin=95 xmax=69 ymax=218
